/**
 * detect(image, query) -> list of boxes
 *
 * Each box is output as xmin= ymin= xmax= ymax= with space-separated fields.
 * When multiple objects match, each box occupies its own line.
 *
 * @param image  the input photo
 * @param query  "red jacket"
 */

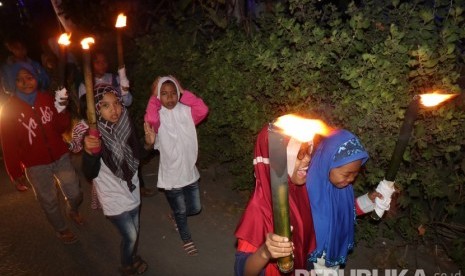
xmin=0 ymin=92 xmax=71 ymax=181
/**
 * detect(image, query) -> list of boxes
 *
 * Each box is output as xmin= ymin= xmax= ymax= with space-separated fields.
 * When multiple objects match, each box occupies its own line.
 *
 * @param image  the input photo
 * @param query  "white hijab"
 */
xmin=155 ymin=76 xmax=199 ymax=189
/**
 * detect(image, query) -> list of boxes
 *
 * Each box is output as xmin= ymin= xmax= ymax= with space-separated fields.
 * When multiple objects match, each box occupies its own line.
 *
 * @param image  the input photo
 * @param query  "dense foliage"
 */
xmin=59 ymin=0 xmax=465 ymax=267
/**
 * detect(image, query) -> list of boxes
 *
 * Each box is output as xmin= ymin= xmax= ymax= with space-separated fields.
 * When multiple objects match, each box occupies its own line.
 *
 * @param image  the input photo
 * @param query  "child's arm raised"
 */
xmin=179 ymin=90 xmax=209 ymax=125
xmin=169 ymin=75 xmax=208 ymax=124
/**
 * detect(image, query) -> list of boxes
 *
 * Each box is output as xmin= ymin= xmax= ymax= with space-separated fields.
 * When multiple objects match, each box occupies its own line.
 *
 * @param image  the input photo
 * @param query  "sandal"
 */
xmin=168 ymin=213 xmax=178 ymax=232
xmin=56 ymin=229 xmax=78 ymax=244
xmin=183 ymin=241 xmax=199 ymax=256
xmin=15 ymin=182 xmax=28 ymax=192
xmin=119 ymin=257 xmax=148 ymax=276
xmin=132 ymin=256 xmax=148 ymax=274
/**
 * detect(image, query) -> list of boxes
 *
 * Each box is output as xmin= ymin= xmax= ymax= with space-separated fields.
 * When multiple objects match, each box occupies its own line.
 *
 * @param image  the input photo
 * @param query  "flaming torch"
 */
xmin=115 ymin=13 xmax=127 ymax=69
xmin=57 ymin=33 xmax=71 ymax=88
xmin=81 ymin=37 xmax=96 ymax=127
xmin=268 ymin=114 xmax=329 ymax=273
xmin=372 ymin=92 xmax=458 ymax=220
xmin=80 ymin=37 xmax=101 ymax=154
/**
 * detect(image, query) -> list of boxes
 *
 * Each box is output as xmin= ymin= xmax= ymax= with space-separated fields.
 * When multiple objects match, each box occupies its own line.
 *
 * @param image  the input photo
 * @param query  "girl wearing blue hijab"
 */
xmin=12 ymin=62 xmax=39 ymax=105
xmin=306 ymin=129 xmax=381 ymax=274
xmin=1 ymin=61 xmax=83 ymax=244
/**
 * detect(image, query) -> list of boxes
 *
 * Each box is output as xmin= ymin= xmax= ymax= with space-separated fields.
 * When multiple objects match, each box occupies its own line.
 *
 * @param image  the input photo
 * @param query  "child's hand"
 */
xmin=263 ymin=233 xmax=293 ymax=260
xmin=54 ymin=87 xmax=68 ymax=113
xmin=144 ymin=122 xmax=156 ymax=148
xmin=83 ymin=134 xmax=101 ymax=155
xmin=118 ymin=66 xmax=130 ymax=95
xmin=151 ymin=77 xmax=161 ymax=97
xmin=368 ymin=190 xmax=383 ymax=202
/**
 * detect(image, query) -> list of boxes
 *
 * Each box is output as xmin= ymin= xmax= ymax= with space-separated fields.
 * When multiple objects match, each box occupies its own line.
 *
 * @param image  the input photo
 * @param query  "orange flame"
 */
xmin=58 ymin=33 xmax=71 ymax=46
xmin=419 ymin=93 xmax=458 ymax=107
xmin=274 ymin=114 xmax=330 ymax=142
xmin=115 ymin=13 xmax=127 ymax=28
xmin=80 ymin=37 xmax=95 ymax=50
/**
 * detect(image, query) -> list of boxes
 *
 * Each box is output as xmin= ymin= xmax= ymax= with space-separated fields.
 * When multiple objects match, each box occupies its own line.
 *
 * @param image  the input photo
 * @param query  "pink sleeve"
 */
xmin=144 ymin=95 xmax=161 ymax=133
xmin=180 ymin=90 xmax=209 ymax=125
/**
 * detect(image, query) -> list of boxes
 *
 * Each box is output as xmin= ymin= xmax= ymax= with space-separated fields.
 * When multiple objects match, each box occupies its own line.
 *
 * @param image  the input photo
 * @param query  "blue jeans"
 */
xmin=107 ymin=206 xmax=140 ymax=267
xmin=164 ymin=181 xmax=202 ymax=242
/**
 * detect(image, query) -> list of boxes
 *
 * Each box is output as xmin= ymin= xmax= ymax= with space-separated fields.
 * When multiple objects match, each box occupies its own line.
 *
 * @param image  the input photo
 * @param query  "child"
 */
xmin=1 ymin=36 xmax=50 ymax=94
xmin=0 ymin=62 xmax=83 ymax=244
xmin=306 ymin=129 xmax=382 ymax=275
xmin=78 ymin=50 xmax=154 ymax=195
xmin=234 ymin=123 xmax=317 ymax=275
xmin=82 ymin=83 xmax=149 ymax=275
xmin=78 ymin=50 xmax=133 ymax=107
xmin=144 ymin=75 xmax=208 ymax=256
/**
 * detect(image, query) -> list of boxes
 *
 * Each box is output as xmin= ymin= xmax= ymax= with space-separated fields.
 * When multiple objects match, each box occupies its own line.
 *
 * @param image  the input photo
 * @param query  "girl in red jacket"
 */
xmin=0 ymin=62 xmax=83 ymax=244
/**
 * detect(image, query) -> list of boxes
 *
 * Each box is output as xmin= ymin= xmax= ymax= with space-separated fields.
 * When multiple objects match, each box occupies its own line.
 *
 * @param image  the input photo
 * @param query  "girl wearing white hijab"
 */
xmin=144 ymin=75 xmax=208 ymax=256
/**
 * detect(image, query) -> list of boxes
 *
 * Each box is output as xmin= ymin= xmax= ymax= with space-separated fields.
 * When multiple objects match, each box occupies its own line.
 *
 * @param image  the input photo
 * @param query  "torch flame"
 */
xmin=115 ymin=13 xmax=127 ymax=28
xmin=274 ymin=114 xmax=330 ymax=142
xmin=419 ymin=93 xmax=458 ymax=107
xmin=58 ymin=33 xmax=71 ymax=46
xmin=80 ymin=37 xmax=95 ymax=50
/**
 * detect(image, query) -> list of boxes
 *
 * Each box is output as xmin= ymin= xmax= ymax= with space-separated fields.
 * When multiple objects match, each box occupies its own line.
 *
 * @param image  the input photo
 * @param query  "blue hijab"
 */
xmin=11 ymin=62 xmax=38 ymax=106
xmin=306 ymin=129 xmax=369 ymax=267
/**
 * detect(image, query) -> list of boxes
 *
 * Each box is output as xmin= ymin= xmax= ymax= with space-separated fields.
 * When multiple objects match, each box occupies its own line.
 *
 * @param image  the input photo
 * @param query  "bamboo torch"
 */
xmin=115 ymin=13 xmax=127 ymax=69
xmin=57 ymin=33 xmax=71 ymax=88
xmin=80 ymin=37 xmax=101 ymax=154
xmin=371 ymin=92 xmax=458 ymax=220
xmin=81 ymin=37 xmax=96 ymax=127
xmin=269 ymin=114 xmax=329 ymax=273
xmin=267 ymin=125 xmax=291 ymax=273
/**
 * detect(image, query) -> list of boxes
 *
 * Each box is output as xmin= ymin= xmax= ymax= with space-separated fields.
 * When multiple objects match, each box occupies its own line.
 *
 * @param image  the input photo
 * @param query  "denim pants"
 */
xmin=164 ymin=181 xmax=202 ymax=242
xmin=107 ymin=206 xmax=140 ymax=267
xmin=25 ymin=153 xmax=83 ymax=232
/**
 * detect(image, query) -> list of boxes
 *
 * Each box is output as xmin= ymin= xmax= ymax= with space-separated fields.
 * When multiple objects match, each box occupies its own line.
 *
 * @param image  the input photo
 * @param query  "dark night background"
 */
xmin=0 ymin=0 xmax=58 ymax=60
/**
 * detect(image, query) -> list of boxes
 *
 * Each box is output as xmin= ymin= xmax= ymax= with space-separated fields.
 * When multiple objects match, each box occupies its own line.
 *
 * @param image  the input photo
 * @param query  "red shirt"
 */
xmin=0 ymin=92 xmax=71 ymax=181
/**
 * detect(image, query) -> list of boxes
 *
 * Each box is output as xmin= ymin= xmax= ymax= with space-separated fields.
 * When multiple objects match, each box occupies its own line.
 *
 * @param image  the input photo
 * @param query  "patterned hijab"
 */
xmin=235 ymin=124 xmax=316 ymax=271
xmin=94 ymin=84 xmax=139 ymax=192
xmin=306 ymin=129 xmax=369 ymax=267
